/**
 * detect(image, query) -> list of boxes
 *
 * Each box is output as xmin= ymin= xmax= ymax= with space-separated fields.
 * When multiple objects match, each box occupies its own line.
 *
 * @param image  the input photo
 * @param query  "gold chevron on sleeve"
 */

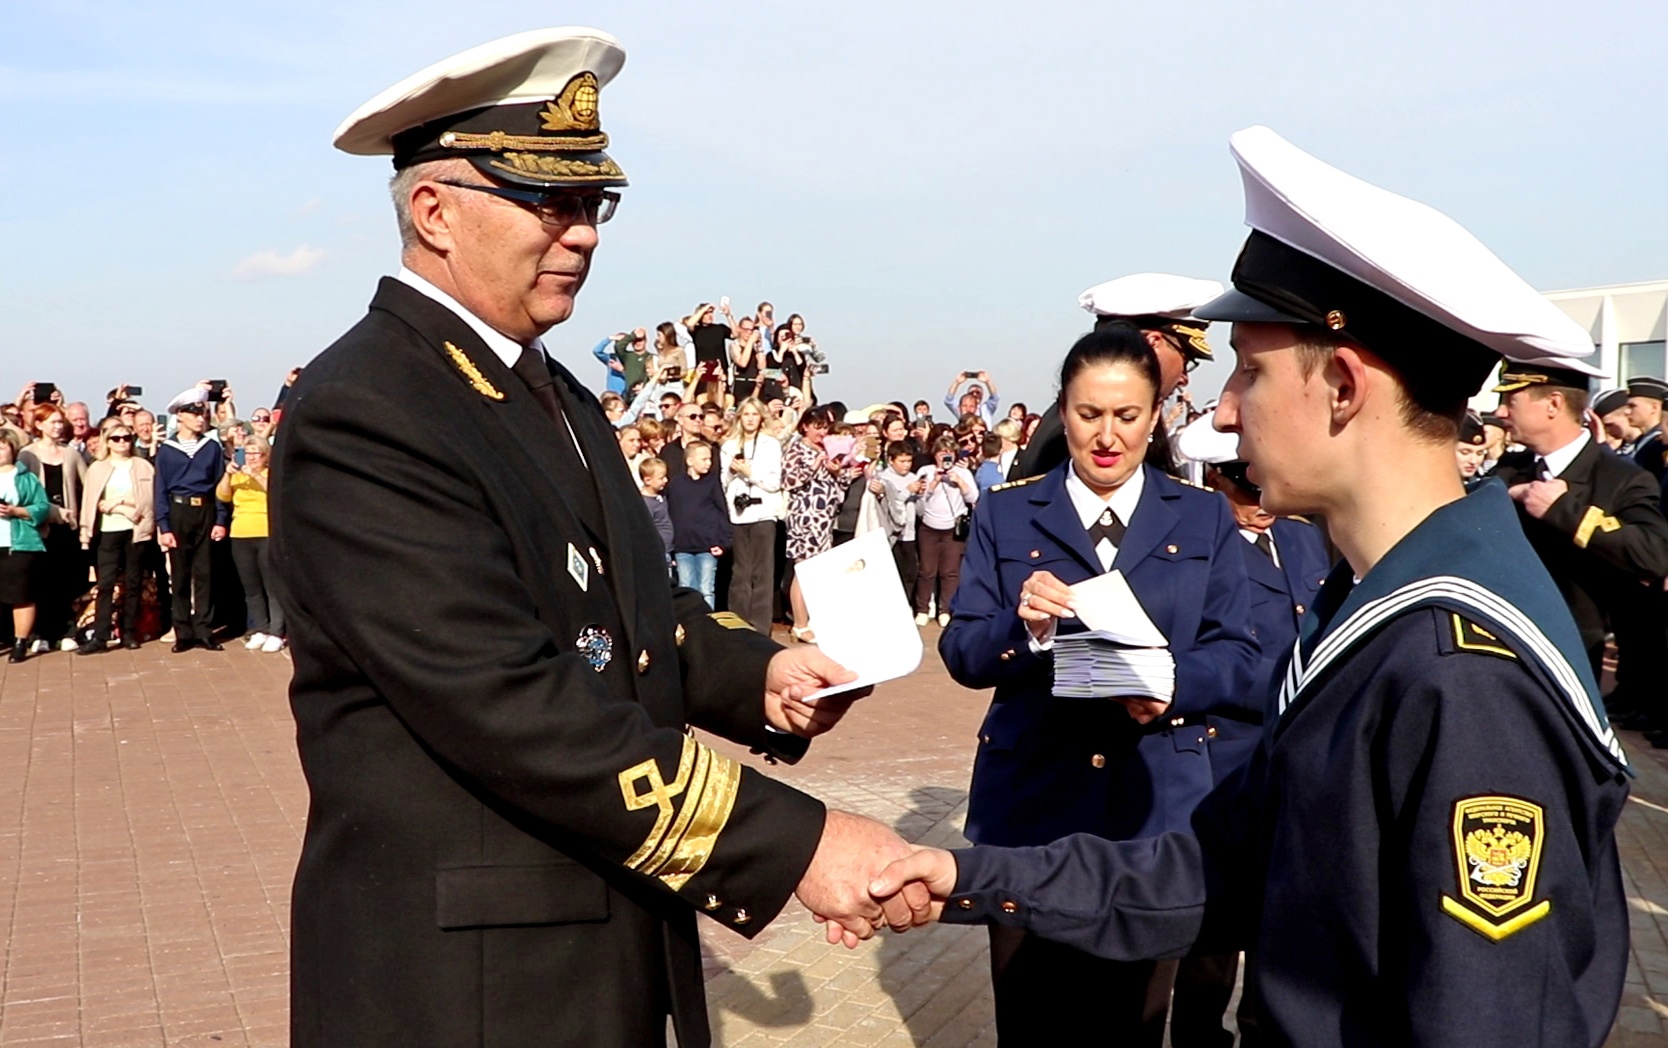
xmin=1442 ymin=895 xmax=1551 ymax=942
xmin=617 ymin=735 xmax=742 ymax=889
xmin=1573 ymin=505 xmax=1622 ymax=549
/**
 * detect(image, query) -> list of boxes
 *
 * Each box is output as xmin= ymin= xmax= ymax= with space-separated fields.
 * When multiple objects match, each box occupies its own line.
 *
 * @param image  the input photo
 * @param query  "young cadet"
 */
xmin=871 ymin=127 xmax=1632 ymax=1048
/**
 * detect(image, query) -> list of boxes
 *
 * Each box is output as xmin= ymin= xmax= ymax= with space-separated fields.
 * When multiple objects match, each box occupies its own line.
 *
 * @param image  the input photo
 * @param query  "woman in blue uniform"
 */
xmin=941 ymin=323 xmax=1258 ymax=1046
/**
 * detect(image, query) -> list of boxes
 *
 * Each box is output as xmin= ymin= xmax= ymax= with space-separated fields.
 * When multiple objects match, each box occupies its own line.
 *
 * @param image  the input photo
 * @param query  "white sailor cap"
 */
xmin=1195 ymin=126 xmax=1599 ymax=403
xmin=1176 ymin=407 xmax=1239 ymax=465
xmin=1078 ymin=274 xmax=1226 ymax=361
xmin=333 ymin=27 xmax=628 ymax=188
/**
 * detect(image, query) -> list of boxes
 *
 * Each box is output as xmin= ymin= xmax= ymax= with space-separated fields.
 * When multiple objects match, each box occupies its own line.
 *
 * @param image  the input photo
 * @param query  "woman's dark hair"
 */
xmin=776 ymin=325 xmax=796 ymax=345
xmin=655 ymin=321 xmax=678 ymax=350
xmin=822 ymin=401 xmax=847 ymax=422
xmin=1057 ymin=322 xmax=1162 ymax=406
xmin=888 ymin=401 xmax=909 ymax=419
xmin=797 ymin=405 xmax=835 ymax=435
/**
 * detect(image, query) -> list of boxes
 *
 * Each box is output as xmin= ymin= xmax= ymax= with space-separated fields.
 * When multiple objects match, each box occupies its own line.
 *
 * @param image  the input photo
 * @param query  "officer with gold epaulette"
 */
xmin=269 ymin=28 xmax=924 ymax=1048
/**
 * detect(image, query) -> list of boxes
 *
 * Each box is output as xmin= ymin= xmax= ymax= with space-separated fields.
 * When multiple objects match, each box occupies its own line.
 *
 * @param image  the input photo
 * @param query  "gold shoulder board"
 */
xmin=990 ymin=474 xmax=1045 ymax=493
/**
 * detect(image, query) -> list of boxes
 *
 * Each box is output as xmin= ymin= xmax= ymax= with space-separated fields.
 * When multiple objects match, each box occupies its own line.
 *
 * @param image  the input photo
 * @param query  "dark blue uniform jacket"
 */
xmin=944 ymin=482 xmax=1630 ymax=1047
xmin=941 ymin=463 xmax=1259 ymax=847
xmin=1208 ymin=517 xmax=1330 ymax=785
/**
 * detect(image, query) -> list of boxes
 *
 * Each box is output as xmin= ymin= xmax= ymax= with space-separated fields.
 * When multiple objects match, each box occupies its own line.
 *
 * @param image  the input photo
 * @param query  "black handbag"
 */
xmin=952 ymin=510 xmax=971 ymax=542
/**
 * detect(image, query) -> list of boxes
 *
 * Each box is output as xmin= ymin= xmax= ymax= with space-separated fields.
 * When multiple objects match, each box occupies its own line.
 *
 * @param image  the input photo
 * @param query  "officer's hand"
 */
xmin=210 ymin=525 xmax=228 ymax=542
xmin=1518 ymin=479 xmax=1568 ymax=519
xmin=796 ymin=811 xmax=932 ymax=947
xmin=158 ymin=532 xmax=177 ymax=550
xmin=1114 ymin=697 xmax=1171 ymax=725
xmin=763 ymin=647 xmax=872 ymax=738
xmin=1017 ymin=571 xmax=1075 ymax=641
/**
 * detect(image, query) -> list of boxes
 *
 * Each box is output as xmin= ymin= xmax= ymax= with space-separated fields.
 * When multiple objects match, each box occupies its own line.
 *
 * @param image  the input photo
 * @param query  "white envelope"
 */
xmin=1068 ymin=570 xmax=1168 ymax=648
xmin=793 ymin=529 xmax=923 ymax=701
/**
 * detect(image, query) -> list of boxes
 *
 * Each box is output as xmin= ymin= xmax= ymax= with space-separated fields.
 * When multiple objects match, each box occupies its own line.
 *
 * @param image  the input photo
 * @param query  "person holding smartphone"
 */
xmin=0 ymin=427 xmax=51 ymax=662
xmin=913 ymin=435 xmax=978 ymax=627
xmin=721 ymin=399 xmax=784 ymax=635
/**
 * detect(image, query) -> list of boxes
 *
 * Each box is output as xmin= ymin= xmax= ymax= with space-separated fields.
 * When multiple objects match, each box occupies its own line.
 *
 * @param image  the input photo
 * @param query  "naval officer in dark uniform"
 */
xmin=1011 ymin=274 xmax=1223 ymax=481
xmin=270 ymin=29 xmax=924 ymax=1048
xmin=942 ymin=323 xmax=1258 ymax=1045
xmin=871 ymin=126 xmax=1632 ymax=1048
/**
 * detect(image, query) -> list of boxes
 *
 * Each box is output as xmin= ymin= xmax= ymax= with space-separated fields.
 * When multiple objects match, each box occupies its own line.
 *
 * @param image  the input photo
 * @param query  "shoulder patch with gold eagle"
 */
xmin=1442 ymin=795 xmax=1550 ymax=941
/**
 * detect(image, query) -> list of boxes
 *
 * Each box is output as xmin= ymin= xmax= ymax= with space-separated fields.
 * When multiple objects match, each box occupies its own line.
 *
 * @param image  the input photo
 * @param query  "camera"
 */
xmin=733 ymin=492 xmax=763 ymax=515
xmin=206 ymin=379 xmax=229 ymax=401
xmin=32 ymin=382 xmax=56 ymax=401
xmin=812 ymin=364 xmax=831 ymax=375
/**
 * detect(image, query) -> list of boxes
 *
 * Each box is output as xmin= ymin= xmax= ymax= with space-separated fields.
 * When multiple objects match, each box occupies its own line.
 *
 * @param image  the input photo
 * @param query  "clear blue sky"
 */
xmin=4 ymin=0 xmax=1665 ymax=416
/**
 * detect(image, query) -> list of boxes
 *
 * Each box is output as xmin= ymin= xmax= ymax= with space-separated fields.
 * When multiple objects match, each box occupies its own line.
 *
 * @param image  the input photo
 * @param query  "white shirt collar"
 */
xmin=1064 ymin=463 xmax=1146 ymax=570
xmin=1539 ymin=429 xmax=1590 ymax=478
xmin=397 ymin=267 xmax=538 ymax=370
xmin=1240 ymin=526 xmax=1280 ymax=567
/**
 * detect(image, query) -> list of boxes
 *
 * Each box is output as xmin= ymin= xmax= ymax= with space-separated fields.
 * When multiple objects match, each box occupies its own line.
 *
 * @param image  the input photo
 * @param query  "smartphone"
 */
xmin=32 ymin=382 xmax=56 ymax=401
xmin=125 ymin=385 xmax=144 ymax=397
xmin=719 ymin=295 xmax=730 ymax=311
xmin=207 ymin=379 xmax=228 ymax=400
xmin=234 ymin=447 xmax=246 ymax=467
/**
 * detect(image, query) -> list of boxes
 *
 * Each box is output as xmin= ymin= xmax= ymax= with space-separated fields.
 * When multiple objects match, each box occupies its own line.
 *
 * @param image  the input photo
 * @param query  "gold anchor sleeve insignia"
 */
xmin=1442 ymin=795 xmax=1551 ymax=942
xmin=617 ymin=736 xmax=742 ymax=891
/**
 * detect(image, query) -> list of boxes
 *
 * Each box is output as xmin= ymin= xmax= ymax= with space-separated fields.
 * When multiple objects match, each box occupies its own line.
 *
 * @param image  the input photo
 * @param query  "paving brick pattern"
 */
xmin=0 ymin=631 xmax=1664 ymax=1046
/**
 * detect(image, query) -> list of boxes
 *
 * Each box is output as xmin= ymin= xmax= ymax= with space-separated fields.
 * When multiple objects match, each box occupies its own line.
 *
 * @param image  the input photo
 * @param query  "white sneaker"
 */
xmin=914 ymin=613 xmax=930 ymax=627
xmin=59 ymin=638 xmax=79 ymax=652
xmin=261 ymin=635 xmax=285 ymax=653
xmin=938 ymin=613 xmax=951 ymax=627
xmin=31 ymin=639 xmax=50 ymax=654
xmin=244 ymin=632 xmax=268 ymax=650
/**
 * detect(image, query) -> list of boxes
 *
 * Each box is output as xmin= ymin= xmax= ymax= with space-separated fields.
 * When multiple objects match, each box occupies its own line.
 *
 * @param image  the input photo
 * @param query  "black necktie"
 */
xmin=1088 ymin=507 xmax=1125 ymax=548
xmin=1535 ymin=457 xmax=1551 ymax=481
xmin=512 ymin=344 xmax=563 ymax=425
xmin=1254 ymin=532 xmax=1275 ymax=560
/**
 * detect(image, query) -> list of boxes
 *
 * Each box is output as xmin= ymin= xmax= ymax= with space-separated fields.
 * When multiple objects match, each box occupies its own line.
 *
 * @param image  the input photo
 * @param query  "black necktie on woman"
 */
xmin=1088 ymin=507 xmax=1125 ymax=548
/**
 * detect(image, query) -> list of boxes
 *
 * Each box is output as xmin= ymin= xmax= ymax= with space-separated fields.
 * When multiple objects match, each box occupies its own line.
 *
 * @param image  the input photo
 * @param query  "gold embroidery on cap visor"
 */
xmin=443 ymin=342 xmax=505 ymax=401
xmin=488 ymin=152 xmax=626 ymax=184
xmin=619 ymin=735 xmax=742 ymax=891
xmin=1492 ymin=372 xmax=1550 ymax=394
xmin=1167 ymin=323 xmax=1213 ymax=361
xmin=1443 ymin=795 xmax=1550 ymax=941
xmin=439 ymin=129 xmax=610 ymax=153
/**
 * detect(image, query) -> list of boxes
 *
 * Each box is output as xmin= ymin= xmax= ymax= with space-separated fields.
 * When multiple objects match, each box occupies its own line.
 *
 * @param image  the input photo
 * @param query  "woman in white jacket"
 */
xmin=719 ymin=399 xmax=784 ymax=634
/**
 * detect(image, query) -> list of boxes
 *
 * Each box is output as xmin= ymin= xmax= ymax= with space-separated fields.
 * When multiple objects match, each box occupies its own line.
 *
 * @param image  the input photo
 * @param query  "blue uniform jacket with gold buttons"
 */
xmin=942 ymin=483 xmax=1630 ymax=1048
xmin=941 ymin=462 xmax=1260 ymax=847
xmin=1207 ymin=517 xmax=1330 ymax=785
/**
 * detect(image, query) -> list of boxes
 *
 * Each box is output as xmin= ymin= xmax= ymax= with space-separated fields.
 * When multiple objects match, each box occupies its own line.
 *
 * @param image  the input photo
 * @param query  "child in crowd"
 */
xmin=877 ymin=440 xmax=923 ymax=603
xmin=638 ymin=457 xmax=673 ymax=574
xmin=975 ymin=433 xmax=1006 ymax=495
xmin=664 ymin=440 xmax=731 ymax=608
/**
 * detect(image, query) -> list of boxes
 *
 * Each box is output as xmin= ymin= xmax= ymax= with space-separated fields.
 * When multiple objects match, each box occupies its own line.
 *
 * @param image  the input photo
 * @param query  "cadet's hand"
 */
xmin=1017 ymin=570 xmax=1075 ymax=641
xmin=1510 ymin=479 xmax=1568 ymax=519
xmin=796 ymin=811 xmax=933 ymax=948
xmin=1115 ymin=697 xmax=1171 ymax=725
xmin=764 ymin=646 xmax=872 ymax=738
xmin=867 ymin=846 xmax=958 ymax=924
xmin=158 ymin=532 xmax=177 ymax=550
xmin=210 ymin=525 xmax=228 ymax=542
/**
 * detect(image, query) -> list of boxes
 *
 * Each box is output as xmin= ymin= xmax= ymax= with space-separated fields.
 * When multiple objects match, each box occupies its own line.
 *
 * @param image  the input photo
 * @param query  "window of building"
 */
xmin=1620 ymin=341 xmax=1666 ymax=382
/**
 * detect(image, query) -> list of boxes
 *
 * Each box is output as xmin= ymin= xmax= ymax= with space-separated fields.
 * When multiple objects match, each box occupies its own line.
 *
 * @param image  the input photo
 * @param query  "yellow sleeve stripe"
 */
xmin=618 ymin=735 xmax=742 ymax=890
xmin=1574 ymin=505 xmax=1622 ymax=549
xmin=1441 ymin=895 xmax=1551 ymax=942
xmin=1450 ymin=614 xmax=1516 ymax=659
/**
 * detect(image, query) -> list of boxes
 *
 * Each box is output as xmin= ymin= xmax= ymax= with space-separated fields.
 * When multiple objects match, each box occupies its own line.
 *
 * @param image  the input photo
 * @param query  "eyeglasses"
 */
xmin=108 ymin=434 xmax=134 ymax=443
xmin=436 ymin=179 xmax=620 ymax=226
xmin=252 ymin=414 xmax=271 ymax=422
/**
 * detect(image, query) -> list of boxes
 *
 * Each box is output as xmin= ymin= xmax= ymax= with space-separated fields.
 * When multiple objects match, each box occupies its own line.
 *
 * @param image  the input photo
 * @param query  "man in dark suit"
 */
xmin=1628 ymin=376 xmax=1667 ymax=482
xmin=271 ymin=29 xmax=924 ymax=1048
xmin=1491 ymin=365 xmax=1668 ymax=735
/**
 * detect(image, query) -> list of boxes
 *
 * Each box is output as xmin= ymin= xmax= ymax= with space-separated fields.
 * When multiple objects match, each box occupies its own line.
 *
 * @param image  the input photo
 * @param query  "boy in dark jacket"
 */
xmin=664 ymin=440 xmax=730 ymax=608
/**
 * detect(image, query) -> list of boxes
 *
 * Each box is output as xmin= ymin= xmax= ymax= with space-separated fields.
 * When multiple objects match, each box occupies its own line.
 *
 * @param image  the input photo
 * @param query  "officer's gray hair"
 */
xmin=390 ymin=160 xmax=464 ymax=250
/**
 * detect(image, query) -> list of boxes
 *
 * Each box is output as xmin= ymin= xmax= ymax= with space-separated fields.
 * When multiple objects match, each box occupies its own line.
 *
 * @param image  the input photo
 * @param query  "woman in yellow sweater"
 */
xmin=216 ymin=434 xmax=284 ymax=652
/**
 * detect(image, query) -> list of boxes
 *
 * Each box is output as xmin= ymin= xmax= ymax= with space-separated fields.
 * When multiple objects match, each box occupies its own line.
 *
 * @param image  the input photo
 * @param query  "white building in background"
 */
xmin=1546 ymin=279 xmax=1668 ymax=386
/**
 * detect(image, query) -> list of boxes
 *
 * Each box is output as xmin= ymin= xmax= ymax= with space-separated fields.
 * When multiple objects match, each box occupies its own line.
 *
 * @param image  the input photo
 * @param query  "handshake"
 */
xmin=791 ymin=810 xmax=962 ymax=948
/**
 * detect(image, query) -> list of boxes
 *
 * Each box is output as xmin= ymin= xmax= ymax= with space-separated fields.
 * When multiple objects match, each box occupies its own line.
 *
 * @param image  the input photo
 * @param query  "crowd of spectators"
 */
xmin=0 ymin=374 xmax=296 ymax=662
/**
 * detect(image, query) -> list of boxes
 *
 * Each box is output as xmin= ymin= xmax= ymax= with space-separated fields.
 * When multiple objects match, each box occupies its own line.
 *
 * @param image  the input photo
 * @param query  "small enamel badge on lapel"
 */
xmin=589 ymin=546 xmax=605 ymax=577
xmin=567 ymin=542 xmax=589 ymax=592
xmin=576 ymin=625 xmax=613 ymax=672
xmin=444 ymin=341 xmax=506 ymax=401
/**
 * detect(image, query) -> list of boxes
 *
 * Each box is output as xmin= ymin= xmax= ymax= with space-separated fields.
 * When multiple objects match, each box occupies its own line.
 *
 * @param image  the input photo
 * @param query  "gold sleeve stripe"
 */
xmin=1441 ymin=896 xmax=1551 ymax=942
xmin=617 ymin=735 xmax=743 ymax=890
xmin=1574 ymin=505 xmax=1622 ymax=549
xmin=1451 ymin=614 xmax=1516 ymax=659
xmin=708 ymin=611 xmax=753 ymax=631
xmin=651 ymin=753 xmax=742 ymax=892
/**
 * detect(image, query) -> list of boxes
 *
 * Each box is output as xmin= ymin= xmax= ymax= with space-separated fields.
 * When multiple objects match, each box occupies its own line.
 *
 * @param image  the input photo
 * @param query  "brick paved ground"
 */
xmin=1 ymin=629 xmax=1665 ymax=1046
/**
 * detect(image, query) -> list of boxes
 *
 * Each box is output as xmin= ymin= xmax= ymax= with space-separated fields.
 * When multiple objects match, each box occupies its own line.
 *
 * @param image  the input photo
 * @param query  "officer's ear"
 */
xmin=407 ymin=178 xmax=462 ymax=257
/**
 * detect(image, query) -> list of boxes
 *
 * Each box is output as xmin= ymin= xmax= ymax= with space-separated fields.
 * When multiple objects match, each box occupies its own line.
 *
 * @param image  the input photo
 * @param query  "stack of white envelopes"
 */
xmin=1051 ymin=570 xmax=1175 ymax=702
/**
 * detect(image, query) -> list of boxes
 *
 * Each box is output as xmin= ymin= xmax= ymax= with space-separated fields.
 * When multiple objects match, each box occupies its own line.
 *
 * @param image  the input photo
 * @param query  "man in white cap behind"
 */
xmin=872 ymin=127 xmax=1630 ymax=1047
xmin=269 ymin=28 xmax=926 ymax=1048
xmin=1009 ymin=274 xmax=1222 ymax=480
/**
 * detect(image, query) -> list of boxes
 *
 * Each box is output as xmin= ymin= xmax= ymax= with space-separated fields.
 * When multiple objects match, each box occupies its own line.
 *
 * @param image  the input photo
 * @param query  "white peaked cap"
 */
xmin=1208 ymin=126 xmax=1596 ymax=370
xmin=333 ymin=27 xmax=626 ymax=158
xmin=1176 ymin=408 xmax=1240 ymax=465
xmin=1078 ymin=274 xmax=1226 ymax=320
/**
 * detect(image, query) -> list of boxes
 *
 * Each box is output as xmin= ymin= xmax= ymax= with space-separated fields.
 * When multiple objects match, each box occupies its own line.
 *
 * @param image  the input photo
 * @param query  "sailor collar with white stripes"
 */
xmin=1275 ymin=482 xmax=1626 ymax=768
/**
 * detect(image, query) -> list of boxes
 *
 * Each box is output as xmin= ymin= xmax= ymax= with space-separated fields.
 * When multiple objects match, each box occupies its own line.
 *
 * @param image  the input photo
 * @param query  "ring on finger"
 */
xmin=1020 ymin=591 xmax=1032 ymax=608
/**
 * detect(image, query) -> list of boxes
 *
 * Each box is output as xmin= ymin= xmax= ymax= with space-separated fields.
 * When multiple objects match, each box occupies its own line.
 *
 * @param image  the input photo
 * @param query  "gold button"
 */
xmin=675 ymin=625 xmax=687 ymax=647
xmin=1000 ymin=900 xmax=1018 ymax=914
xmin=1294 ymin=604 xmax=1306 ymax=615
xmin=637 ymin=650 xmax=651 ymax=674
xmin=1207 ymin=726 xmax=1218 ymax=739
xmin=704 ymin=895 xmax=721 ymax=911
xmin=1090 ymin=754 xmax=1106 ymax=769
xmin=1029 ymin=550 xmax=1041 ymax=559
xmin=999 ymin=649 xmax=1014 ymax=661
xmin=1326 ymin=309 xmax=1347 ymax=330
xmin=981 ymin=734 xmax=992 ymax=745
xmin=958 ymin=898 xmax=974 ymax=910
xmin=1166 ymin=544 xmax=1179 ymax=554
xmin=1170 ymin=716 xmax=1185 ymax=727
xmin=732 ymin=908 xmax=750 ymax=926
